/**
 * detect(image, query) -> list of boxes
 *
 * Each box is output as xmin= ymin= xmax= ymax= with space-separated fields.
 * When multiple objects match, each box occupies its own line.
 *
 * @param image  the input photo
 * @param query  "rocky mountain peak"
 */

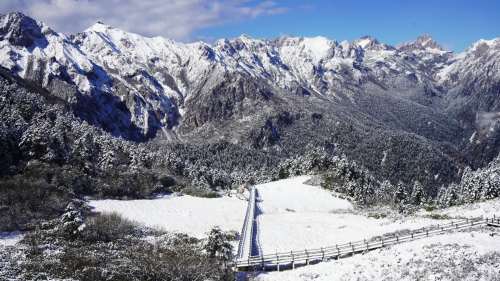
xmin=398 ymin=34 xmax=445 ymax=52
xmin=0 ymin=12 xmax=46 ymax=47
xmin=85 ymin=21 xmax=118 ymax=35
xmin=355 ymin=36 xmax=379 ymax=48
xmin=354 ymin=36 xmax=394 ymax=51
xmin=468 ymin=38 xmax=500 ymax=53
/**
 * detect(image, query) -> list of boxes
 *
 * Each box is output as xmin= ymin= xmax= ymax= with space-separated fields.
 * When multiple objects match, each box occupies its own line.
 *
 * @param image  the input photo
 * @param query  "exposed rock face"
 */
xmin=398 ymin=34 xmax=445 ymax=52
xmin=0 ymin=12 xmax=47 ymax=47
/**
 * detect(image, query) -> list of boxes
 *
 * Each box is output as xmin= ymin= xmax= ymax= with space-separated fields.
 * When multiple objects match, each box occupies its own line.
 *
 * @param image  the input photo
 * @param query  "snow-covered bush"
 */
xmin=17 ymin=216 xmax=234 ymax=281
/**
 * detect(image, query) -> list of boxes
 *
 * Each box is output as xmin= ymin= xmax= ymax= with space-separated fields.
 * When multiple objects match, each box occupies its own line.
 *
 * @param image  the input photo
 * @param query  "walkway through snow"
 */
xmin=252 ymin=176 xmax=473 ymax=254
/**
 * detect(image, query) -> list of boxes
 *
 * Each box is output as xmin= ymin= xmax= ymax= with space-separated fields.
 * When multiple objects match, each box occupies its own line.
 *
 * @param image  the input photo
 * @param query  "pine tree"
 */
xmin=204 ymin=227 xmax=233 ymax=263
xmin=411 ymin=180 xmax=425 ymax=206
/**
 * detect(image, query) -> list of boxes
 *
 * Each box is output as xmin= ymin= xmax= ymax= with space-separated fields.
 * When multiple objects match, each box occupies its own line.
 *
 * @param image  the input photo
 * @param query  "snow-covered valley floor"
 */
xmin=89 ymin=194 xmax=247 ymax=238
xmin=251 ymin=176 xmax=500 ymax=281
xmin=87 ymin=176 xmax=500 ymax=280
xmin=254 ymin=176 xmax=499 ymax=254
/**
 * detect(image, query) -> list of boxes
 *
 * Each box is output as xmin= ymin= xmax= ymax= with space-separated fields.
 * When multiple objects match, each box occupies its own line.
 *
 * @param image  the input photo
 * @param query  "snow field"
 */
xmin=0 ymin=232 xmax=23 ymax=247
xmin=89 ymin=194 xmax=247 ymax=238
xmin=256 ymin=230 xmax=500 ymax=281
xmin=421 ymin=198 xmax=500 ymax=219
xmin=89 ymin=176 xmax=500 ymax=261
xmin=255 ymin=176 xmax=453 ymax=253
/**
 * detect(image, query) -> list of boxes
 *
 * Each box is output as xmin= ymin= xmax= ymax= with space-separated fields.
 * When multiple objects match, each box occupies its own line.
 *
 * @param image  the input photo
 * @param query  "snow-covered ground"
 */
xmin=89 ymin=194 xmax=247 ymax=238
xmin=255 ymin=176 xmax=463 ymax=254
xmin=256 ymin=230 xmax=500 ymax=281
xmin=252 ymin=176 xmax=500 ymax=280
xmin=422 ymin=199 xmax=500 ymax=218
xmin=89 ymin=175 xmax=500 ymax=276
xmin=0 ymin=232 xmax=23 ymax=247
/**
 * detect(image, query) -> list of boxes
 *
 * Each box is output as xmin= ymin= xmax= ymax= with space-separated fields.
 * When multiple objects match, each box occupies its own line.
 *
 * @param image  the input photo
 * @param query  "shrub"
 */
xmin=368 ymin=212 xmax=387 ymax=219
xmin=426 ymin=213 xmax=451 ymax=220
xmin=80 ymin=212 xmax=138 ymax=242
xmin=423 ymin=204 xmax=437 ymax=212
xmin=159 ymin=175 xmax=176 ymax=188
xmin=21 ymin=225 xmax=233 ymax=281
xmin=182 ymin=187 xmax=221 ymax=198
xmin=0 ymin=163 xmax=73 ymax=231
xmin=127 ymin=235 xmax=232 ymax=281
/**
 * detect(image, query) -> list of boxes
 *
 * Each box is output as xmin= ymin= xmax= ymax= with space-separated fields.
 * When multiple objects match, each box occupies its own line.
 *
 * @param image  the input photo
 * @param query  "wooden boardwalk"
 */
xmin=235 ymin=216 xmax=500 ymax=272
xmin=236 ymin=187 xmax=257 ymax=259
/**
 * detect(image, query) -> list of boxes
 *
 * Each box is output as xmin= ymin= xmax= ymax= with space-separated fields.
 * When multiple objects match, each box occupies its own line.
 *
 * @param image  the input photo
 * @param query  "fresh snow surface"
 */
xmin=256 ymin=176 xmax=353 ymax=214
xmin=255 ymin=176 xmax=450 ymax=254
xmin=356 ymin=38 xmax=373 ymax=49
xmin=423 ymin=198 xmax=500 ymax=219
xmin=89 ymin=194 xmax=247 ymax=238
xmin=0 ymin=232 xmax=23 ymax=247
xmin=253 ymin=179 xmax=500 ymax=280
xmin=256 ymin=231 xmax=500 ymax=281
xmin=300 ymin=37 xmax=332 ymax=63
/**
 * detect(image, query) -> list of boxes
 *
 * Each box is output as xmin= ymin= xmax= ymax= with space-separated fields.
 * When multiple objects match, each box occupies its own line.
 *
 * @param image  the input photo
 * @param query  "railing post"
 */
xmin=261 ymin=255 xmax=265 ymax=271
xmin=291 ymin=250 xmax=295 ymax=269
xmin=321 ymin=247 xmax=325 ymax=261
xmin=336 ymin=244 xmax=340 ymax=259
xmin=305 ymin=249 xmax=309 ymax=265
xmin=276 ymin=252 xmax=280 ymax=272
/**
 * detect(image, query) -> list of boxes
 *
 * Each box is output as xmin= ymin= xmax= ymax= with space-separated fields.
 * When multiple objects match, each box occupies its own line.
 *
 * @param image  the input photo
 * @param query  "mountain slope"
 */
xmin=1 ymin=12 xmax=499 ymax=196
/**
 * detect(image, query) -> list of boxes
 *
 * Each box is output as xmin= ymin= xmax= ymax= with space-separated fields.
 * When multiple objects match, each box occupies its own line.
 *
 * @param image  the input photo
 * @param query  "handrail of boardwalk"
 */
xmin=235 ymin=216 xmax=500 ymax=271
xmin=236 ymin=187 xmax=256 ymax=260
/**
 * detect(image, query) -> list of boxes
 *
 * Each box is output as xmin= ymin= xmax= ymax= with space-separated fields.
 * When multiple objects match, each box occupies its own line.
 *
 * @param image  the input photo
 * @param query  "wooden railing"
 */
xmin=236 ymin=187 xmax=257 ymax=259
xmin=235 ymin=216 xmax=500 ymax=272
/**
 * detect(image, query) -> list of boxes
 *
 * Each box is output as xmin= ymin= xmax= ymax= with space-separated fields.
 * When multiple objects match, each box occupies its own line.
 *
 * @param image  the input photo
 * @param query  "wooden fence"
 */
xmin=235 ymin=216 xmax=500 ymax=272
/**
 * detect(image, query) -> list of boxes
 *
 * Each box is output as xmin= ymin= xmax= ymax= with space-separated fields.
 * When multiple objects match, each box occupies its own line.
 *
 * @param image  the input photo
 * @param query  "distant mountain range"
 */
xmin=1 ymin=11 xmax=500 ymax=194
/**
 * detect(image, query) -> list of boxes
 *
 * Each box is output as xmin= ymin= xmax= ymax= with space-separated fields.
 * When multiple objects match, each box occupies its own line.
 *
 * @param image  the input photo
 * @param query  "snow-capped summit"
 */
xmin=438 ymin=37 xmax=500 ymax=91
xmin=85 ymin=21 xmax=114 ymax=34
xmin=0 ymin=12 xmax=95 ymax=93
xmin=467 ymin=38 xmax=500 ymax=53
xmin=398 ymin=34 xmax=446 ymax=52
xmin=0 ymin=12 xmax=499 ymax=143
xmin=0 ymin=12 xmax=48 ymax=47
xmin=354 ymin=36 xmax=393 ymax=51
xmin=297 ymin=36 xmax=334 ymax=63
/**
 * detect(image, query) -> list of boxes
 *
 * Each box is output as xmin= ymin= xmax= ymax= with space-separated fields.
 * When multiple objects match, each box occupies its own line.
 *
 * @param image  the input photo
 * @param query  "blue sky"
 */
xmin=199 ymin=0 xmax=500 ymax=51
xmin=1 ymin=0 xmax=498 ymax=51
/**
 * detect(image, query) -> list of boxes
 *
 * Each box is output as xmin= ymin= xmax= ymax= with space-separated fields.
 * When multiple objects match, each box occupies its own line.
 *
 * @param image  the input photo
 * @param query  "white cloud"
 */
xmin=0 ymin=0 xmax=288 ymax=41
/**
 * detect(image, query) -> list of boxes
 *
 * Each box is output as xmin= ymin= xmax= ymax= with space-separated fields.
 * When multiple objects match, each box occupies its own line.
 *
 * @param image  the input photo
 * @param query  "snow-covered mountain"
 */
xmin=1 ymin=12 xmax=499 ymax=188
xmin=0 ymin=12 xmax=472 ymax=137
